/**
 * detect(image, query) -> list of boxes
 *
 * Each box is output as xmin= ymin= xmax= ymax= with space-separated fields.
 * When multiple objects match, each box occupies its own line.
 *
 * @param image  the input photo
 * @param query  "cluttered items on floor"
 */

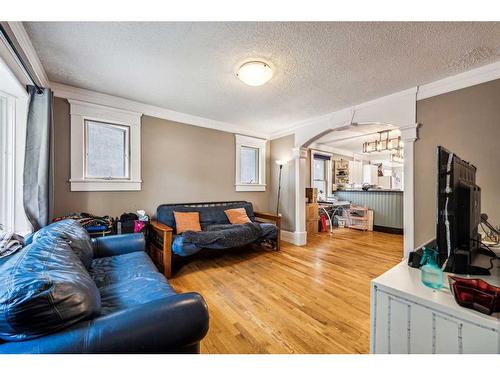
xmin=52 ymin=210 xmax=149 ymax=237
xmin=52 ymin=212 xmax=114 ymax=236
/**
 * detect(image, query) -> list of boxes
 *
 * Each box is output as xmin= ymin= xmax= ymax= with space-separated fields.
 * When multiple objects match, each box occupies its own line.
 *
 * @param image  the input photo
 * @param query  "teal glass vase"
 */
xmin=420 ymin=246 xmax=444 ymax=290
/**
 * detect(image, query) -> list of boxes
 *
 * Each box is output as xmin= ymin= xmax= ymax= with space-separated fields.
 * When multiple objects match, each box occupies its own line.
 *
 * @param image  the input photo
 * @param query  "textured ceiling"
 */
xmin=24 ymin=22 xmax=500 ymax=135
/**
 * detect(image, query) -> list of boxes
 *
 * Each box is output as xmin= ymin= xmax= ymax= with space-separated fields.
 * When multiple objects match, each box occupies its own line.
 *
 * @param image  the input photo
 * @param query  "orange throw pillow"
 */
xmin=225 ymin=208 xmax=251 ymax=224
xmin=173 ymin=211 xmax=202 ymax=234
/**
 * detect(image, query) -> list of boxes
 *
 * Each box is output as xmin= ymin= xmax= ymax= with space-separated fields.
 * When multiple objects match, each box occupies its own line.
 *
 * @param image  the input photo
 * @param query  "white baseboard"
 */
xmin=281 ymin=230 xmax=307 ymax=246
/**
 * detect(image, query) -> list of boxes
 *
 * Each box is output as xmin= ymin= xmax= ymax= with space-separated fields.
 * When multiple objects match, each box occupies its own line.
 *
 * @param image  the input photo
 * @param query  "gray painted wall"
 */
xmin=269 ymin=135 xmax=296 ymax=232
xmin=53 ymin=97 xmax=271 ymax=218
xmin=415 ymin=79 xmax=500 ymax=246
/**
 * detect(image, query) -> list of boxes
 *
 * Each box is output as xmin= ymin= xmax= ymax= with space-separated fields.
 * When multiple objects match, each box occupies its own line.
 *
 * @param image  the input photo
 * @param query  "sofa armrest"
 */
xmin=0 ymin=293 xmax=209 ymax=354
xmin=149 ymin=220 xmax=173 ymax=278
xmin=254 ymin=211 xmax=281 ymax=222
xmin=150 ymin=219 xmax=173 ymax=233
xmin=254 ymin=211 xmax=282 ymax=250
xmin=92 ymin=233 xmax=145 ymax=258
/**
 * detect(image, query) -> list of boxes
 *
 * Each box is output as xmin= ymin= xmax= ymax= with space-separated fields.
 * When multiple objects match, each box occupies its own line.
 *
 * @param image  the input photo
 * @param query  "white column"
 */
xmin=400 ymin=124 xmax=418 ymax=258
xmin=293 ymin=147 xmax=308 ymax=246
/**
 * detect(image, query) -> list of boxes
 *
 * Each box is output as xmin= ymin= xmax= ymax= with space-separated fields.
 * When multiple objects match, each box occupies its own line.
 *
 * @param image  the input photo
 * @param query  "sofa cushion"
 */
xmin=157 ymin=202 xmax=255 ymax=231
xmin=173 ymin=211 xmax=202 ymax=234
xmin=0 ymin=235 xmax=101 ymax=342
xmin=225 ymin=208 xmax=252 ymax=224
xmin=89 ymin=251 xmax=176 ymax=315
xmin=32 ymin=219 xmax=93 ymax=269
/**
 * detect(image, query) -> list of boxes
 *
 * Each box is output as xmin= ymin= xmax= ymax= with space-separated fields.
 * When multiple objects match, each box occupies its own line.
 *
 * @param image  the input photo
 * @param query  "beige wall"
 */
xmin=415 ymin=79 xmax=500 ymax=246
xmin=269 ymin=135 xmax=295 ymax=231
xmin=53 ymin=97 xmax=270 ymax=218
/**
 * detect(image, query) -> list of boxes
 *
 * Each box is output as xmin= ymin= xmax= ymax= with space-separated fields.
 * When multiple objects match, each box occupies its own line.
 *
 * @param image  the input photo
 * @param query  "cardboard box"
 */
xmin=306 ymin=203 xmax=319 ymax=220
xmin=306 ymin=188 xmax=318 ymax=203
xmin=306 ymin=219 xmax=319 ymax=234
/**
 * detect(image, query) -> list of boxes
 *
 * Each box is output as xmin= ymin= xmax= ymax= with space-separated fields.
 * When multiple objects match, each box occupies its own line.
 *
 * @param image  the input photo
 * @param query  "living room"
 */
xmin=1 ymin=2 xmax=499 ymax=374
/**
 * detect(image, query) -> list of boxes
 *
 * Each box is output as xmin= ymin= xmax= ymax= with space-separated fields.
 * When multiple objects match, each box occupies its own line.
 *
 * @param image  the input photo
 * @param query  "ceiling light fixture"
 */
xmin=363 ymin=130 xmax=402 ymax=154
xmin=237 ymin=61 xmax=273 ymax=86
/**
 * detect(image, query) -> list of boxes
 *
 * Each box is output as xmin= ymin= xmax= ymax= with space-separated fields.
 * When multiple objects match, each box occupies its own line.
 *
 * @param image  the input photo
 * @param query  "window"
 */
xmin=0 ymin=57 xmax=30 ymax=234
xmin=235 ymin=134 xmax=267 ymax=191
xmin=69 ymin=100 xmax=142 ymax=191
xmin=85 ymin=120 xmax=129 ymax=179
xmin=240 ymin=146 xmax=259 ymax=183
xmin=313 ymin=158 xmax=327 ymax=200
xmin=311 ymin=151 xmax=332 ymax=201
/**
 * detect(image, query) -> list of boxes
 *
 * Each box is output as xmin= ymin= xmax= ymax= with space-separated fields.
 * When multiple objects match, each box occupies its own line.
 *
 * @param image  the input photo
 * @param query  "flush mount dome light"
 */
xmin=237 ymin=61 xmax=273 ymax=86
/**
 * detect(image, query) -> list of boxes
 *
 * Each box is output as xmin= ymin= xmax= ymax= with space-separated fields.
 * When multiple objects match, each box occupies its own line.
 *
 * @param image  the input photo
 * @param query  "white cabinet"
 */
xmin=348 ymin=160 xmax=363 ymax=184
xmin=371 ymin=262 xmax=500 ymax=354
xmin=363 ymin=164 xmax=378 ymax=185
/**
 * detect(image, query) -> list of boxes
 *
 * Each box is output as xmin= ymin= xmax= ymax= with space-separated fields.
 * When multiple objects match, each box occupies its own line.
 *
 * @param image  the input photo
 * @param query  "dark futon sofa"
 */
xmin=0 ymin=220 xmax=209 ymax=354
xmin=149 ymin=201 xmax=281 ymax=277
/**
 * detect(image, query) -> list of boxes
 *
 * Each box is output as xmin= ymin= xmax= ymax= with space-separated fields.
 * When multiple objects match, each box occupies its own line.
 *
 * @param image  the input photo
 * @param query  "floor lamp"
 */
xmin=275 ymin=160 xmax=286 ymax=215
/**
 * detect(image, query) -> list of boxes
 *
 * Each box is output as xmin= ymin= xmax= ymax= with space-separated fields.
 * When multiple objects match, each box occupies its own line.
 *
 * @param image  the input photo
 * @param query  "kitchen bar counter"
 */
xmin=333 ymin=190 xmax=403 ymax=232
xmin=338 ymin=189 xmax=403 ymax=193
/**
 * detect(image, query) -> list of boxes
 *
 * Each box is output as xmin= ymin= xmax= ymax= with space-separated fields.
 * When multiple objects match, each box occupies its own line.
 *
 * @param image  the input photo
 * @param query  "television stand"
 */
xmin=371 ymin=256 xmax=499 ymax=354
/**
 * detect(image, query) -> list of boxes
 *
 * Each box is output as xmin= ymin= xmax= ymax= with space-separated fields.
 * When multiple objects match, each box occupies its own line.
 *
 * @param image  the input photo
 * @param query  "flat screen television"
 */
xmin=436 ymin=146 xmax=488 ymax=275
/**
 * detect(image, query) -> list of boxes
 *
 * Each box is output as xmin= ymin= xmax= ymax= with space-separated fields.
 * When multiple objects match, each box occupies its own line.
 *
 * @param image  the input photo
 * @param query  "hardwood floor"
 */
xmin=169 ymin=228 xmax=403 ymax=354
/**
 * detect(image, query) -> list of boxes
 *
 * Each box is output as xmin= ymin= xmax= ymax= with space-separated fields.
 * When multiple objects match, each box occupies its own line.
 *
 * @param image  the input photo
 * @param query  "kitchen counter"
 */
xmin=337 ymin=189 xmax=403 ymax=193
xmin=333 ymin=190 xmax=403 ymax=232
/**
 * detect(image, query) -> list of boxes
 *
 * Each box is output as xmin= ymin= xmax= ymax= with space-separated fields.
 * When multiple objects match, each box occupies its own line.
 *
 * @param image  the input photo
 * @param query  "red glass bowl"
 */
xmin=448 ymin=276 xmax=500 ymax=315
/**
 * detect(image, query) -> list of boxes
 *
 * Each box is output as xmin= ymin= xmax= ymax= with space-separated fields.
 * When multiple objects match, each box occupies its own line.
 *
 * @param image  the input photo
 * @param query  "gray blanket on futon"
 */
xmin=182 ymin=222 xmax=262 ymax=249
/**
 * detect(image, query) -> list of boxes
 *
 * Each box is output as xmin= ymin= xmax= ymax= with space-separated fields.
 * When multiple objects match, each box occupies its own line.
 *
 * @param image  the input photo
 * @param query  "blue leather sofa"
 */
xmin=0 ymin=220 xmax=209 ymax=354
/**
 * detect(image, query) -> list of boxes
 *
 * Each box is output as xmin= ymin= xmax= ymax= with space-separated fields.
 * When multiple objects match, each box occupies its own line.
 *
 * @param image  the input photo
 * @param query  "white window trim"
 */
xmin=235 ymin=134 xmax=267 ymax=192
xmin=69 ymin=99 xmax=142 ymax=191
xmin=310 ymin=149 xmax=333 ymax=199
xmin=0 ymin=56 xmax=30 ymax=234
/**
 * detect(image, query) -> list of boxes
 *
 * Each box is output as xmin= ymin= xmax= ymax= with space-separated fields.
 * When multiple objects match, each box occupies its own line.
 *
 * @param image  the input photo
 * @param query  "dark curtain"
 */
xmin=23 ymin=85 xmax=53 ymax=231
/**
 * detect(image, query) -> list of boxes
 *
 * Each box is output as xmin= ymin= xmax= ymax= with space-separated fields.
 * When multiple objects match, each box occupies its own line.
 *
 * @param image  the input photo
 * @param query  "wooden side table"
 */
xmin=148 ymin=220 xmax=173 ymax=278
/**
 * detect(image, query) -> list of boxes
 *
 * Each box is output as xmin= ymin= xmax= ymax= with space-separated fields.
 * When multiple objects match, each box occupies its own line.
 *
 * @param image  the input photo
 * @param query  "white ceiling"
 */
xmin=316 ymin=125 xmax=400 ymax=154
xmin=24 ymin=22 xmax=500 ymax=135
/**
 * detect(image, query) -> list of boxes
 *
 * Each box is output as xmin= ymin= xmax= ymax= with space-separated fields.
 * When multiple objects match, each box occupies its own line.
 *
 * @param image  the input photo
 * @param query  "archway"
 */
xmin=288 ymin=88 xmax=418 ymax=257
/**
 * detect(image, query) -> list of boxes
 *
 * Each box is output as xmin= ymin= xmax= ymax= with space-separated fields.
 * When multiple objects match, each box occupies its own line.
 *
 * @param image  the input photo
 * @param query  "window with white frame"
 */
xmin=85 ymin=120 xmax=129 ymax=179
xmin=69 ymin=100 xmax=142 ymax=191
xmin=235 ymin=134 xmax=267 ymax=191
xmin=0 ymin=57 xmax=30 ymax=234
xmin=311 ymin=150 xmax=332 ymax=201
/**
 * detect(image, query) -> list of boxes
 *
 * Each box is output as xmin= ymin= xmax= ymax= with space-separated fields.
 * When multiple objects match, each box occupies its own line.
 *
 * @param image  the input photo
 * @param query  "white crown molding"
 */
xmin=272 ymin=61 xmax=500 ymax=139
xmin=7 ymin=22 xmax=49 ymax=87
xmin=417 ymin=60 xmax=500 ymax=101
xmin=51 ymin=81 xmax=270 ymax=139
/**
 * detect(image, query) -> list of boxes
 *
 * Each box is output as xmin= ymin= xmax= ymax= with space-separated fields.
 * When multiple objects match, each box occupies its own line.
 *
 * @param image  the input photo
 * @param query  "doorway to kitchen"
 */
xmin=305 ymin=124 xmax=405 ymax=257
